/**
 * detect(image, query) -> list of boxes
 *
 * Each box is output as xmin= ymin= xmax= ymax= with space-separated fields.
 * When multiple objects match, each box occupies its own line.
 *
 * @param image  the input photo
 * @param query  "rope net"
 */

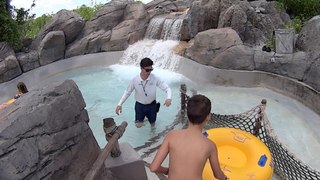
xmin=180 ymin=85 xmax=320 ymax=180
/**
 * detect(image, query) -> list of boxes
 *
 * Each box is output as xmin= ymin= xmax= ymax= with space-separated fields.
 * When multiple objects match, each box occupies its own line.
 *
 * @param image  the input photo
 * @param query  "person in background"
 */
xmin=115 ymin=57 xmax=172 ymax=128
xmin=0 ymin=82 xmax=29 ymax=109
xmin=14 ymin=82 xmax=29 ymax=99
xmin=150 ymin=94 xmax=228 ymax=180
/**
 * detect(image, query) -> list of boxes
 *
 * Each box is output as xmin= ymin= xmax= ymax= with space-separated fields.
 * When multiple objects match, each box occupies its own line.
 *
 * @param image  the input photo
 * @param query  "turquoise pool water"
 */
xmin=37 ymin=63 xmax=320 ymax=171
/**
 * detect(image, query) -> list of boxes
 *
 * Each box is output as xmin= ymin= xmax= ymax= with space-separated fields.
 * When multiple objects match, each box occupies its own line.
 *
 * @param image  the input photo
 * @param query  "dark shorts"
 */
xmin=135 ymin=100 xmax=157 ymax=124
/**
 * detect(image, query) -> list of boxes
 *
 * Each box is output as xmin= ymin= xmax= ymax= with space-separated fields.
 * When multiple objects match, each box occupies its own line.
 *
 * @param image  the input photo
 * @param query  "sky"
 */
xmin=11 ymin=0 xmax=152 ymax=17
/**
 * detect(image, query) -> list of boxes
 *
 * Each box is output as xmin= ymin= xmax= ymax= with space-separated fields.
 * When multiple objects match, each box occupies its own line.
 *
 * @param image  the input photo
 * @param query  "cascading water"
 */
xmin=121 ymin=17 xmax=184 ymax=71
xmin=144 ymin=17 xmax=166 ymax=40
xmin=161 ymin=18 xmax=183 ymax=40
xmin=145 ymin=17 xmax=183 ymax=41
xmin=119 ymin=40 xmax=181 ymax=71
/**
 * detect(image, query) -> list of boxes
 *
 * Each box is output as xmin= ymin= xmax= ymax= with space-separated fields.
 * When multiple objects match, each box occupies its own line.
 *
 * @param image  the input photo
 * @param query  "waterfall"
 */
xmin=120 ymin=17 xmax=184 ymax=71
xmin=161 ymin=19 xmax=183 ymax=40
xmin=145 ymin=18 xmax=166 ymax=40
xmin=119 ymin=39 xmax=181 ymax=71
xmin=145 ymin=17 xmax=183 ymax=41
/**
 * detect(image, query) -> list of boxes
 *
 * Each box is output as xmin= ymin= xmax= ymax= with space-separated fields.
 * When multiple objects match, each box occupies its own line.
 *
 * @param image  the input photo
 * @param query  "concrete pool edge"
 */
xmin=177 ymin=56 xmax=320 ymax=116
xmin=1 ymin=51 xmax=319 ymax=116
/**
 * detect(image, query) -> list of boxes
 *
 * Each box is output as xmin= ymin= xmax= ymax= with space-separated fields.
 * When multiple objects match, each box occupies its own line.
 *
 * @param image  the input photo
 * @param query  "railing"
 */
xmin=84 ymin=118 xmax=127 ymax=180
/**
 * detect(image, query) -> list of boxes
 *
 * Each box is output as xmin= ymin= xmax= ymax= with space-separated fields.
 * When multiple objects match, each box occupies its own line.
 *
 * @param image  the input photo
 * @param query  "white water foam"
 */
xmin=120 ymin=39 xmax=181 ymax=71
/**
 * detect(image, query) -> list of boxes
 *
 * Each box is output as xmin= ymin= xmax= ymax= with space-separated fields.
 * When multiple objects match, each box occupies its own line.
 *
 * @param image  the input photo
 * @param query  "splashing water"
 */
xmin=119 ymin=39 xmax=181 ymax=71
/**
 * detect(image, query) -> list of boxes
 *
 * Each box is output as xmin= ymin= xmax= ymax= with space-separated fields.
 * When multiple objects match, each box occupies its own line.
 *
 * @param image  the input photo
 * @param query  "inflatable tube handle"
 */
xmin=258 ymin=154 xmax=268 ymax=167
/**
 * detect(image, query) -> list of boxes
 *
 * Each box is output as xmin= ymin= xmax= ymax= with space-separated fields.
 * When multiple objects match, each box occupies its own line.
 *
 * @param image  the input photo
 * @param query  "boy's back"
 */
xmin=167 ymin=129 xmax=214 ymax=180
xmin=150 ymin=94 xmax=227 ymax=180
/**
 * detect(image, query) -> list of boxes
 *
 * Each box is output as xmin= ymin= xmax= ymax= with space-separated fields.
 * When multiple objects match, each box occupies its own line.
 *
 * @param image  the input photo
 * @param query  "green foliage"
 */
xmin=284 ymin=17 xmax=303 ymax=33
xmin=274 ymin=0 xmax=319 ymax=34
xmin=0 ymin=0 xmax=35 ymax=50
xmin=276 ymin=0 xmax=320 ymax=20
xmin=25 ymin=14 xmax=52 ymax=38
xmin=275 ymin=1 xmax=285 ymax=12
xmin=0 ymin=12 xmax=21 ymax=49
xmin=73 ymin=3 xmax=103 ymax=21
xmin=266 ymin=33 xmax=276 ymax=50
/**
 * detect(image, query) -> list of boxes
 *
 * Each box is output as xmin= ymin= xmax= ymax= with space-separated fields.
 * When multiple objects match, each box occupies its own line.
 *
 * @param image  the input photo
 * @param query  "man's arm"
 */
xmin=115 ymin=79 xmax=135 ymax=115
xmin=209 ymin=142 xmax=228 ymax=180
xmin=150 ymin=133 xmax=170 ymax=174
xmin=156 ymin=79 xmax=172 ymax=107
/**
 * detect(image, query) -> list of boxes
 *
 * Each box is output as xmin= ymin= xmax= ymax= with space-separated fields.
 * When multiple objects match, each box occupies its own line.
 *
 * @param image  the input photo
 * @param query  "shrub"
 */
xmin=284 ymin=17 xmax=303 ymax=33
xmin=25 ymin=14 xmax=52 ymax=39
xmin=277 ymin=0 xmax=320 ymax=20
xmin=73 ymin=3 xmax=103 ymax=21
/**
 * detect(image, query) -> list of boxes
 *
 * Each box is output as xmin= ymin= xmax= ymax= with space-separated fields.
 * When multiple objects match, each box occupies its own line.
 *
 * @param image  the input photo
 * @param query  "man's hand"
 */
xmin=115 ymin=105 xmax=122 ymax=115
xmin=164 ymin=99 xmax=171 ymax=107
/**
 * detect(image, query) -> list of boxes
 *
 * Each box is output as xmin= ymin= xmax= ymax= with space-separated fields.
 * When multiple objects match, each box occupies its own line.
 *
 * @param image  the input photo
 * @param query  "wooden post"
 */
xmin=253 ymin=99 xmax=267 ymax=136
xmin=103 ymin=118 xmax=121 ymax=157
xmin=84 ymin=121 xmax=128 ymax=180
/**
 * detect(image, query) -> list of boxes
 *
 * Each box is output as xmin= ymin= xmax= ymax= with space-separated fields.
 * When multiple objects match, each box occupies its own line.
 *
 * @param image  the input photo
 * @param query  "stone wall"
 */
xmin=0 ymin=80 xmax=101 ymax=180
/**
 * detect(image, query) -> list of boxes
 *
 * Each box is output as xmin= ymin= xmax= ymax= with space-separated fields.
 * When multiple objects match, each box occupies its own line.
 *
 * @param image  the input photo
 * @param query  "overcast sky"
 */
xmin=11 ymin=0 xmax=152 ymax=17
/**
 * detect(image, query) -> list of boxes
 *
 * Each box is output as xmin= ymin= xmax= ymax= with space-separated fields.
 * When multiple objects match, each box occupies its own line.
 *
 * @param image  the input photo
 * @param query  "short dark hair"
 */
xmin=17 ymin=82 xmax=28 ymax=94
xmin=187 ymin=94 xmax=211 ymax=125
xmin=140 ymin=57 xmax=153 ymax=68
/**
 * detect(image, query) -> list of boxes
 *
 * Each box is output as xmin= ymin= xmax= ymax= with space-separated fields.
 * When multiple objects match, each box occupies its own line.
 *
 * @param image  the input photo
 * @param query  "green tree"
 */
xmin=0 ymin=0 xmax=35 ymax=50
xmin=25 ymin=14 xmax=52 ymax=39
xmin=276 ymin=0 xmax=320 ymax=21
xmin=73 ymin=3 xmax=103 ymax=21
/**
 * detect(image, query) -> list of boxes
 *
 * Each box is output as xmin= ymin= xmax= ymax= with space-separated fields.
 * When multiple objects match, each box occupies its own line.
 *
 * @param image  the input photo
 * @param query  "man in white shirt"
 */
xmin=115 ymin=58 xmax=172 ymax=128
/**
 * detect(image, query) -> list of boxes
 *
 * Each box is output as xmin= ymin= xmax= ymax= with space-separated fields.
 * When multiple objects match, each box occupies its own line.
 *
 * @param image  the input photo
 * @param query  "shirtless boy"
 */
xmin=150 ymin=94 xmax=228 ymax=180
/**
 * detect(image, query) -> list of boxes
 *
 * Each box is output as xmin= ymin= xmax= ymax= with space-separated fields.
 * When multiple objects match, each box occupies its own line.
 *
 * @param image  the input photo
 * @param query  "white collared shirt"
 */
xmin=118 ymin=73 xmax=172 ymax=105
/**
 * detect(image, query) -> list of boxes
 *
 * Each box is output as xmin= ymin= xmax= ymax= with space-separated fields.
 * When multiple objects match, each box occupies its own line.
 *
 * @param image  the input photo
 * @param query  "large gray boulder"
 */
xmin=38 ymin=31 xmax=66 ymax=66
xmin=295 ymin=15 xmax=320 ymax=91
xmin=303 ymin=58 xmax=320 ymax=91
xmin=81 ymin=3 xmax=126 ymax=36
xmin=31 ymin=10 xmax=85 ymax=49
xmin=66 ymin=1 xmax=149 ymax=56
xmin=102 ymin=2 xmax=149 ymax=51
xmin=65 ymin=30 xmax=112 ymax=58
xmin=296 ymin=15 xmax=320 ymax=60
xmin=185 ymin=0 xmax=220 ymax=39
xmin=0 ymin=80 xmax=101 ymax=180
xmin=185 ymin=28 xmax=243 ymax=65
xmin=213 ymin=45 xmax=255 ymax=70
xmin=16 ymin=50 xmax=40 ymax=72
xmin=217 ymin=0 xmax=289 ymax=45
xmin=0 ymin=42 xmax=22 ymax=83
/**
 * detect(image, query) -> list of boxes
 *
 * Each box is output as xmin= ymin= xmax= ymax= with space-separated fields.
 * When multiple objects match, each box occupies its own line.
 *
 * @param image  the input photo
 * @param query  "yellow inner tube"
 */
xmin=203 ymin=128 xmax=273 ymax=180
xmin=0 ymin=98 xmax=16 ymax=109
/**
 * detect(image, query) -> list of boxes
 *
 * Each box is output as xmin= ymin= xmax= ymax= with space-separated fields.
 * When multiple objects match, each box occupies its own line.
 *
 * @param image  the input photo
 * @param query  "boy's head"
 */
xmin=187 ymin=94 xmax=211 ymax=125
xmin=140 ymin=57 xmax=153 ymax=68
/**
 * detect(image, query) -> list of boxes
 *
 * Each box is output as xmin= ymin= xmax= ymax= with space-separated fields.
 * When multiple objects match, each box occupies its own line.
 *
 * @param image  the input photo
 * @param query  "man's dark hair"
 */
xmin=140 ymin=57 xmax=153 ymax=68
xmin=187 ymin=94 xmax=211 ymax=125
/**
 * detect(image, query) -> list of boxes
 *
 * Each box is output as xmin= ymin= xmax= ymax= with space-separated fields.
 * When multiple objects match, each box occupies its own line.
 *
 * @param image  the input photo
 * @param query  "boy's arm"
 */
xmin=150 ymin=133 xmax=170 ymax=175
xmin=209 ymin=142 xmax=228 ymax=180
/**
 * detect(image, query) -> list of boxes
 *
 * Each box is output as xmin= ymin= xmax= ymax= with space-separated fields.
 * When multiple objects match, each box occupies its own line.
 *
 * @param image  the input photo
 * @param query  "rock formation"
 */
xmin=0 ymin=80 xmax=102 ymax=179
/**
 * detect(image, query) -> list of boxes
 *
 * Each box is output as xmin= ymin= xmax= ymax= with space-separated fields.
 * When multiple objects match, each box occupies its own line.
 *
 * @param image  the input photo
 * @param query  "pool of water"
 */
xmin=35 ymin=63 xmax=320 ymax=171
xmin=37 ymin=64 xmax=186 ymax=148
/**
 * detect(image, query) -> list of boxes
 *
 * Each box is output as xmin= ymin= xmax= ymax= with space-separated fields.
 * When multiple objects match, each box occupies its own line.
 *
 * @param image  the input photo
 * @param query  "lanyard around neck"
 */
xmin=140 ymin=80 xmax=148 ymax=96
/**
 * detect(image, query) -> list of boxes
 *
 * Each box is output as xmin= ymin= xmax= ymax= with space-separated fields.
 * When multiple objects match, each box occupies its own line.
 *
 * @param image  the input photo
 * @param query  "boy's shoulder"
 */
xmin=165 ymin=129 xmax=186 ymax=140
